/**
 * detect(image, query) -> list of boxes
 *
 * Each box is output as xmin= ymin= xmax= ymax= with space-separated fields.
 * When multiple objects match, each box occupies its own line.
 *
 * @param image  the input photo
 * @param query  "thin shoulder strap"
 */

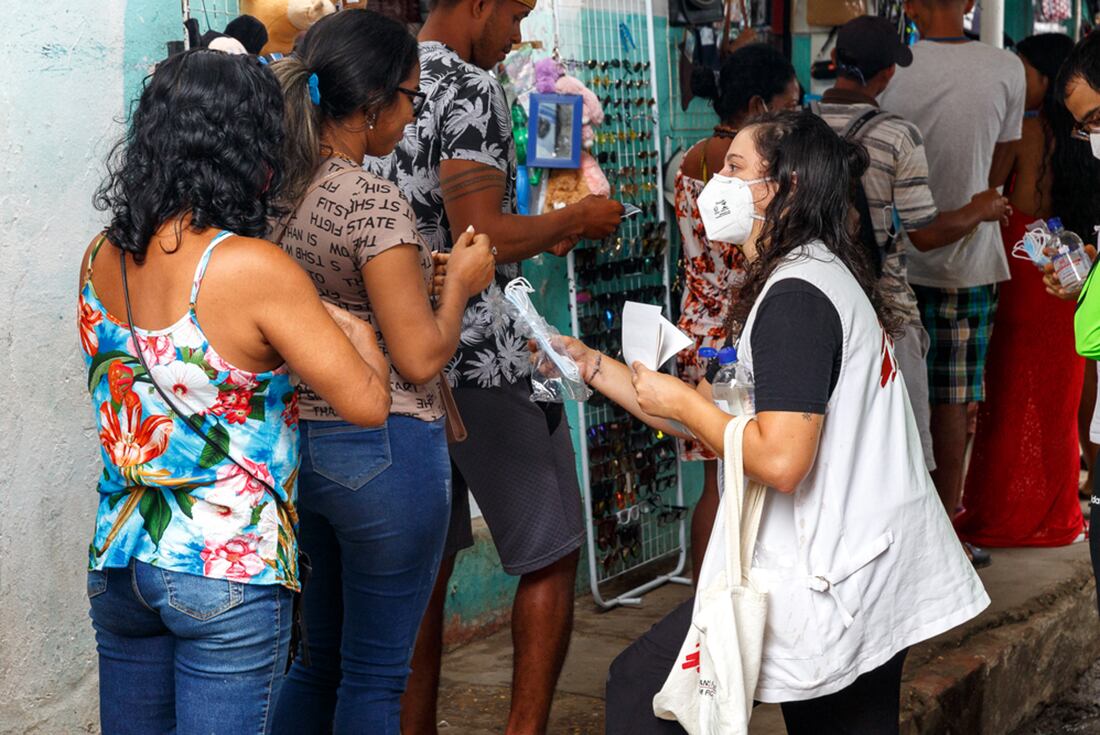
xmin=189 ymin=230 xmax=234 ymax=307
xmin=84 ymin=233 xmax=109 ymax=284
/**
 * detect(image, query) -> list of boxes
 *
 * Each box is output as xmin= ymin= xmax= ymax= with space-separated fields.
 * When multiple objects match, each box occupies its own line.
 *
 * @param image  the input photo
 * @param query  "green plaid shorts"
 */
xmin=912 ymin=284 xmax=999 ymax=404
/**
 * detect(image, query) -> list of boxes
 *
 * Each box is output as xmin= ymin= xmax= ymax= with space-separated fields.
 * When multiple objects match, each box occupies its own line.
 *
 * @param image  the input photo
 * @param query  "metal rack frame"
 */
xmin=555 ymin=0 xmax=691 ymax=609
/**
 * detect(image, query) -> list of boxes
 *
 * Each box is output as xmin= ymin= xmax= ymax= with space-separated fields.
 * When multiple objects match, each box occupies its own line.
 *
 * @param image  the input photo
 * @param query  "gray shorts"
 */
xmin=895 ymin=321 xmax=936 ymax=472
xmin=443 ymin=380 xmax=585 ymax=576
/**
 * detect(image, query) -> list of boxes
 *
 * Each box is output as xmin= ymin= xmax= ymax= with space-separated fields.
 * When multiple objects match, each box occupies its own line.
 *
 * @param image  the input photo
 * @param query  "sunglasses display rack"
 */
xmin=552 ymin=0 xmax=691 ymax=609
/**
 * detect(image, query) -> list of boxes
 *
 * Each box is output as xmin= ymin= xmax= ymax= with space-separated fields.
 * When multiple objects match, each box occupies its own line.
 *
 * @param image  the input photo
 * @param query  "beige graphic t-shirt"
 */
xmin=279 ymin=156 xmax=444 ymax=421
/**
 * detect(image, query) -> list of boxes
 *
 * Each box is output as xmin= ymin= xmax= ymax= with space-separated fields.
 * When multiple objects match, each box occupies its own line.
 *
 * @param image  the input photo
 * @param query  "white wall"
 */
xmin=0 ymin=4 xmax=129 ymax=732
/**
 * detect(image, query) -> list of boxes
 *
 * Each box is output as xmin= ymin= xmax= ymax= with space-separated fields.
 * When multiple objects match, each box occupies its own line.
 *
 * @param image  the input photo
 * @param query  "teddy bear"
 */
xmin=240 ymin=0 xmax=336 ymax=55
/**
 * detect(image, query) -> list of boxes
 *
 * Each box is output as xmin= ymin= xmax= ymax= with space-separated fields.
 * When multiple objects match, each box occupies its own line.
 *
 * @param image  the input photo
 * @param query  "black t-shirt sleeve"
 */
xmin=749 ymin=279 xmax=843 ymax=414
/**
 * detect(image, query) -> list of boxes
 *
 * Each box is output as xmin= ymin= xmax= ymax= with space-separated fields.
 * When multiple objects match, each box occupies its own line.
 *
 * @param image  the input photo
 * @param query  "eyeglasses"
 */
xmin=395 ymin=86 xmax=426 ymax=116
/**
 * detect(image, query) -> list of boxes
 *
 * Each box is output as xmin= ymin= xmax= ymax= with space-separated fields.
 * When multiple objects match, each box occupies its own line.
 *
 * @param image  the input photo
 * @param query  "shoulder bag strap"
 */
xmin=723 ymin=415 xmax=767 ymax=586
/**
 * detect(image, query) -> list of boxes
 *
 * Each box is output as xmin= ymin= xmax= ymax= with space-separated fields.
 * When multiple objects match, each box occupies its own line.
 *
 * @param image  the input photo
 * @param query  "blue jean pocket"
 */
xmin=307 ymin=422 xmax=392 ymax=491
xmin=87 ymin=570 xmax=107 ymax=599
xmin=162 ymin=569 xmax=245 ymax=621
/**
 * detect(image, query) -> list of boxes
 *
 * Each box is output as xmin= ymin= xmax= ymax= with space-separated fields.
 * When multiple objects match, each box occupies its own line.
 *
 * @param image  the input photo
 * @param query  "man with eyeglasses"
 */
xmin=1060 ymin=33 xmax=1100 ymax=153
xmin=879 ymin=0 xmax=1025 ymax=569
xmin=1046 ymin=31 xmax=1100 ymax=620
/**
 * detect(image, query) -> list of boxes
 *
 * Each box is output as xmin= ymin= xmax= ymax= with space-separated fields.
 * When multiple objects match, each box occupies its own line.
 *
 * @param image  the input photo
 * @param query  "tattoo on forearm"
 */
xmin=441 ymin=173 xmax=503 ymax=194
xmin=443 ymin=181 xmax=505 ymax=201
xmin=802 ymin=412 xmax=813 ymax=421
xmin=440 ymin=168 xmax=505 ymax=202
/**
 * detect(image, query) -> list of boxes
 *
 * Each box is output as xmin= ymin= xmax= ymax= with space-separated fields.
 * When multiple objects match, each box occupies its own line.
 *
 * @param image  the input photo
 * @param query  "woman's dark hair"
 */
xmin=273 ymin=9 xmax=419 ymax=205
xmin=691 ymin=44 xmax=796 ymax=124
xmin=1056 ymin=30 xmax=1100 ymax=105
xmin=1024 ymin=33 xmax=1100 ymax=237
xmin=94 ymin=49 xmax=286 ymax=263
xmin=725 ymin=110 xmax=899 ymax=337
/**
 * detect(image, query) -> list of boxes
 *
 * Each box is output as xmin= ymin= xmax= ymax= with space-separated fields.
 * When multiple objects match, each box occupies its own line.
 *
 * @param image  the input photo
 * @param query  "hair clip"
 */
xmin=307 ymin=73 xmax=321 ymax=105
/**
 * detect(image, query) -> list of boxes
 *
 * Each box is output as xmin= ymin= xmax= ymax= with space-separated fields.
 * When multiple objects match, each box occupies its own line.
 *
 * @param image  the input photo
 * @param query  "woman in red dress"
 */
xmin=956 ymin=34 xmax=1093 ymax=547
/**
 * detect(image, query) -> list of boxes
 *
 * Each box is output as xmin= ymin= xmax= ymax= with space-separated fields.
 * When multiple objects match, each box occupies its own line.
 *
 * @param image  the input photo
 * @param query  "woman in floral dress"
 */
xmin=81 ymin=49 xmax=389 ymax=735
xmin=674 ymin=43 xmax=799 ymax=577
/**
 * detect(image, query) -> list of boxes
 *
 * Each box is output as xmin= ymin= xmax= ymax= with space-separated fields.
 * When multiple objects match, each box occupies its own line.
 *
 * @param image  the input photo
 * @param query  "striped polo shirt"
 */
xmin=815 ymin=88 xmax=939 ymax=326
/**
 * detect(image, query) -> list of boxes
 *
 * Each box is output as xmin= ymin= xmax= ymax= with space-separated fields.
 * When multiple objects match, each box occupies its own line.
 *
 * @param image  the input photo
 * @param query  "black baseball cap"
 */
xmin=835 ymin=16 xmax=913 ymax=83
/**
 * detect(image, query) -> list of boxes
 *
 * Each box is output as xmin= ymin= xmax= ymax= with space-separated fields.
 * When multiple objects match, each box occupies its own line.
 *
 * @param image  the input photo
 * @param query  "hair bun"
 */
xmin=690 ymin=66 xmax=720 ymax=101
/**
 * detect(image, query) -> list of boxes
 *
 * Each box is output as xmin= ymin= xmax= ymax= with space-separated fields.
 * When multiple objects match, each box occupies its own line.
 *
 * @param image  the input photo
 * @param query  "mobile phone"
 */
xmin=621 ymin=203 xmax=642 ymax=220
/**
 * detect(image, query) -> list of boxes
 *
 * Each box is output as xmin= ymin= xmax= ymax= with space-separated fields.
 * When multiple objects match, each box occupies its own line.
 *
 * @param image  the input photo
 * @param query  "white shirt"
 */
xmin=737 ymin=242 xmax=989 ymax=702
xmin=880 ymin=40 xmax=1026 ymax=288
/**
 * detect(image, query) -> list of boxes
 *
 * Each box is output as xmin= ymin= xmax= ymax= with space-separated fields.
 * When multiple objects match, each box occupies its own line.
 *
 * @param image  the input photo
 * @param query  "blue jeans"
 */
xmin=89 ymin=559 xmax=293 ymax=735
xmin=273 ymin=415 xmax=451 ymax=735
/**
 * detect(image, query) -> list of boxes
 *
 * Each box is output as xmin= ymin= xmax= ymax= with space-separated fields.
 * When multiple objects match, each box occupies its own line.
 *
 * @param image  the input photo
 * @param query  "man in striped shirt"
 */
xmin=813 ymin=16 xmax=1008 ymax=487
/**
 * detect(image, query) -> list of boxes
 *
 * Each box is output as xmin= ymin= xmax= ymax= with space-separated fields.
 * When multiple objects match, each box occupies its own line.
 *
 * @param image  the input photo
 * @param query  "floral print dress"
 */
xmin=674 ymin=168 xmax=747 ymax=461
xmin=80 ymin=232 xmax=301 ymax=590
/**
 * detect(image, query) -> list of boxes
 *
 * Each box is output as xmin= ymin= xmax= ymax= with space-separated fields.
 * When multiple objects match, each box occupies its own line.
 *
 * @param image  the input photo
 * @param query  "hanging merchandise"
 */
xmin=1039 ymin=0 xmax=1073 ymax=22
xmin=544 ymin=0 xmax=687 ymax=609
xmin=678 ymin=26 xmax=721 ymax=111
xmin=805 ymin=0 xmax=864 ymax=27
xmin=669 ymin=0 xmax=726 ymax=27
xmin=239 ymin=0 xmax=335 ymax=55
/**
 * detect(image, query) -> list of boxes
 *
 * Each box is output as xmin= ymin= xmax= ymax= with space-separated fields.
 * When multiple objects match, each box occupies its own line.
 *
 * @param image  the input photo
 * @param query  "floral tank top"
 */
xmin=79 ymin=231 xmax=301 ymax=590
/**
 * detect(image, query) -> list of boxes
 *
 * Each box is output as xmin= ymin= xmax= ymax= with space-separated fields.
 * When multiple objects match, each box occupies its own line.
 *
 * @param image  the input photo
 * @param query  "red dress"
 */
xmin=955 ymin=208 xmax=1085 ymax=547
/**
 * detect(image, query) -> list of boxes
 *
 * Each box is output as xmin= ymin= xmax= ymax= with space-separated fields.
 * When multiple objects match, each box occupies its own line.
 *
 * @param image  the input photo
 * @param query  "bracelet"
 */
xmin=589 ymin=352 xmax=602 ymax=382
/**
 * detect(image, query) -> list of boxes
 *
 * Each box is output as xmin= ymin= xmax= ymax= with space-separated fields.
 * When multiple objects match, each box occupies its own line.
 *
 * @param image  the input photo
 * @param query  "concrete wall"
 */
xmin=0 ymin=2 xmax=176 ymax=732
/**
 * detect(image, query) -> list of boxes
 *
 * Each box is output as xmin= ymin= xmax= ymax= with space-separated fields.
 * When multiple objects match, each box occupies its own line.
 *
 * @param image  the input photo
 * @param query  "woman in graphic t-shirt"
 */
xmin=560 ymin=111 xmax=988 ymax=733
xmin=269 ymin=11 xmax=495 ymax=733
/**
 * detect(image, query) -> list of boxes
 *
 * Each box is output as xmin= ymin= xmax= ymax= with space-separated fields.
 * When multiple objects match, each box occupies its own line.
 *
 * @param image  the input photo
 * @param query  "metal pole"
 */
xmin=182 ymin=0 xmax=192 ymax=50
xmin=979 ymin=0 xmax=1004 ymax=49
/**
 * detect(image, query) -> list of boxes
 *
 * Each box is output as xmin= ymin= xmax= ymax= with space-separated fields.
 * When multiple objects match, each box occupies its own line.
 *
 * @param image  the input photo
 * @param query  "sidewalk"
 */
xmin=433 ymin=540 xmax=1098 ymax=734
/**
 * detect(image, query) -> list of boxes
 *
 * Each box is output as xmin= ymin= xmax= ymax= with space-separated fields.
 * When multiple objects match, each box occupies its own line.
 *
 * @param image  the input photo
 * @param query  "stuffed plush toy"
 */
xmin=544 ymin=152 xmax=611 ymax=208
xmin=240 ymin=0 xmax=335 ymax=55
xmin=554 ymin=74 xmax=604 ymax=150
xmin=534 ymin=57 xmax=563 ymax=94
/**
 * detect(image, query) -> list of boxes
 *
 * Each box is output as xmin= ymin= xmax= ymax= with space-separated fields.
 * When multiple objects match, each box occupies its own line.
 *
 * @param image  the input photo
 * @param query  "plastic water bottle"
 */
xmin=1049 ymin=217 xmax=1085 ymax=251
xmin=712 ymin=346 xmax=748 ymax=416
xmin=1049 ymin=218 xmax=1092 ymax=293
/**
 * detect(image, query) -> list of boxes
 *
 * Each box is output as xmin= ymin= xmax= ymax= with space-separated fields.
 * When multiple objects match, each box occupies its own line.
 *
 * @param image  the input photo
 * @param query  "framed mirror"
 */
xmin=527 ymin=93 xmax=583 ymax=169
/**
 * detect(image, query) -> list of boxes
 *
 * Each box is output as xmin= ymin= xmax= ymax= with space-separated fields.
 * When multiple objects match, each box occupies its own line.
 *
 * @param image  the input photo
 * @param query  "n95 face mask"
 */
xmin=697 ymin=175 xmax=770 ymax=244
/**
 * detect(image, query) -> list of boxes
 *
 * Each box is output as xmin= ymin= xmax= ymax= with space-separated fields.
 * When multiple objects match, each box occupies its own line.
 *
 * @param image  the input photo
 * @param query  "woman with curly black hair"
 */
xmin=80 ymin=48 xmax=390 ymax=734
xmin=563 ymin=111 xmax=986 ymax=733
xmin=956 ymin=33 xmax=1093 ymax=550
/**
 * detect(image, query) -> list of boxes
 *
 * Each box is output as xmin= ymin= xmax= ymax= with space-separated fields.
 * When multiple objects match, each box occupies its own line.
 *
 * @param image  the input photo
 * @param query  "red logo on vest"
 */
xmin=681 ymin=643 xmax=701 ymax=672
xmin=879 ymin=330 xmax=898 ymax=388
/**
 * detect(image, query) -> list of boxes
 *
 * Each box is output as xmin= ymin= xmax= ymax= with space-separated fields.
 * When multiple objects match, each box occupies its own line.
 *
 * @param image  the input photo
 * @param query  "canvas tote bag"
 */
xmin=652 ymin=415 xmax=768 ymax=734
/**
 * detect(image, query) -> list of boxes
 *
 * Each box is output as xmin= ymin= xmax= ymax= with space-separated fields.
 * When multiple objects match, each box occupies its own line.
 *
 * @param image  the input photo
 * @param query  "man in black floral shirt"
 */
xmin=367 ymin=0 xmax=624 ymax=730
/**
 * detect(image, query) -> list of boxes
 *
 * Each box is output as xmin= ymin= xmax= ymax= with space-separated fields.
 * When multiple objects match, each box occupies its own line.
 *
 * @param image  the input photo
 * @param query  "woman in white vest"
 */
xmin=563 ymin=110 xmax=989 ymax=733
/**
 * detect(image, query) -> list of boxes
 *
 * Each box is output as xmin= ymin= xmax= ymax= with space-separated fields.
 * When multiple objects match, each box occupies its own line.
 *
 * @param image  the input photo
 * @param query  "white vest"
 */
xmin=737 ymin=242 xmax=989 ymax=703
